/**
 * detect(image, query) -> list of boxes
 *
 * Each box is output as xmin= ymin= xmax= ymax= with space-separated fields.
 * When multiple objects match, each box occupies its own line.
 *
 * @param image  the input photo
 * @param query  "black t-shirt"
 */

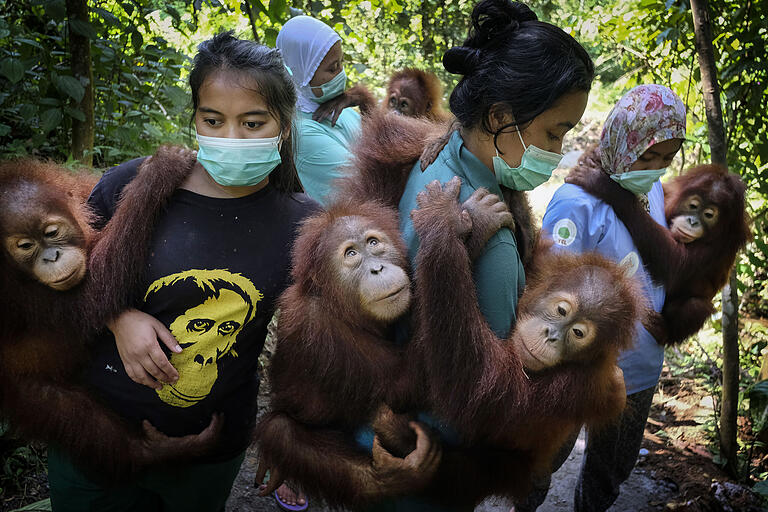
xmin=86 ymin=157 xmax=318 ymax=460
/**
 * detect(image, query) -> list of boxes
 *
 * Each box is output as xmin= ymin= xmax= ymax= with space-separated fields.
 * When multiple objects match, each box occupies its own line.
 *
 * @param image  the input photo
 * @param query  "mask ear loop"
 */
xmin=495 ymin=128 xmax=528 ymax=162
xmin=516 ymin=128 xmax=528 ymax=151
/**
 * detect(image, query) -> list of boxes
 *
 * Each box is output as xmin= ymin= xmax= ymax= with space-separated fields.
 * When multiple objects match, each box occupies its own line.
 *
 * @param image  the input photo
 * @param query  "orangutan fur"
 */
xmin=567 ymin=148 xmax=750 ymax=344
xmin=385 ymin=68 xmax=450 ymax=122
xmin=0 ymin=147 xmax=207 ymax=481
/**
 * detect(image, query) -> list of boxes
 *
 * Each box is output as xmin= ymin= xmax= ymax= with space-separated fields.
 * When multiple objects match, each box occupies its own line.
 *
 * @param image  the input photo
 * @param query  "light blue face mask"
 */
xmin=493 ymin=129 xmax=563 ymax=191
xmin=196 ymin=132 xmax=282 ymax=187
xmin=310 ymin=69 xmax=347 ymax=103
xmin=609 ymin=168 xmax=667 ymax=195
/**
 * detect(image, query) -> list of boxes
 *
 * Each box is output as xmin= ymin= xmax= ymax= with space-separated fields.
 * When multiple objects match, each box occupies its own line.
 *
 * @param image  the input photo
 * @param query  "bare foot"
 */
xmin=275 ymin=483 xmax=307 ymax=507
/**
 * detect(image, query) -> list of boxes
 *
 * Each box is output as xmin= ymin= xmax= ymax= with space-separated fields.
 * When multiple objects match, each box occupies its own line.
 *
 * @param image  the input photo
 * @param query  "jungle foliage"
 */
xmin=0 ymin=0 xmax=767 ymax=492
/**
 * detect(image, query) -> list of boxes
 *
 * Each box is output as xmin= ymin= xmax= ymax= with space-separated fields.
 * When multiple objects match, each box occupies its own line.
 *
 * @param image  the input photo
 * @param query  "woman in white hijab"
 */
xmin=277 ymin=15 xmax=374 ymax=205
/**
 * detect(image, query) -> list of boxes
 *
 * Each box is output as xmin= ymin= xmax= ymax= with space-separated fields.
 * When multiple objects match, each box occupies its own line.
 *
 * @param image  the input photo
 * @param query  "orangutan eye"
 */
xmin=44 ymin=225 xmax=59 ymax=237
xmin=389 ymin=97 xmax=397 ymax=107
xmin=17 ymin=240 xmax=34 ymax=250
xmin=573 ymin=328 xmax=584 ymax=338
xmin=557 ymin=305 xmax=567 ymax=316
xmin=704 ymin=210 xmax=714 ymax=219
xmin=367 ymin=237 xmax=379 ymax=246
xmin=187 ymin=318 xmax=215 ymax=333
xmin=217 ymin=321 xmax=241 ymax=336
xmin=344 ymin=247 xmax=358 ymax=258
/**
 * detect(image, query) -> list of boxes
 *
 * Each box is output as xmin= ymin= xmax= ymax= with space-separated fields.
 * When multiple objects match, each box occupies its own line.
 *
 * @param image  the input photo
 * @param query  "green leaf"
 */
xmin=131 ymin=30 xmax=143 ymax=49
xmin=246 ymin=0 xmax=269 ymax=17
xmin=162 ymin=85 xmax=188 ymax=108
xmin=268 ymin=0 xmax=287 ymax=20
xmin=92 ymin=7 xmax=120 ymax=26
xmin=0 ymin=58 xmax=24 ymax=83
xmin=264 ymin=28 xmax=279 ymax=47
xmin=64 ymin=106 xmax=86 ymax=122
xmin=19 ymin=104 xmax=37 ymax=118
xmin=69 ymin=20 xmax=97 ymax=40
xmin=754 ymin=480 xmax=768 ymax=498
xmin=43 ymin=0 xmax=67 ymax=20
xmin=40 ymin=108 xmax=63 ymax=133
xmin=16 ymin=38 xmax=44 ymax=49
xmin=748 ymin=380 xmax=768 ymax=400
xmin=56 ymin=76 xmax=85 ymax=102
xmin=9 ymin=498 xmax=51 ymax=511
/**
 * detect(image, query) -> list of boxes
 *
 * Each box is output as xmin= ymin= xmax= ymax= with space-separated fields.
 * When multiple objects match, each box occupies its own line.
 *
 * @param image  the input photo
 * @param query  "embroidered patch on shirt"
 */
xmin=553 ymin=219 xmax=577 ymax=246
xmin=620 ymin=251 xmax=640 ymax=277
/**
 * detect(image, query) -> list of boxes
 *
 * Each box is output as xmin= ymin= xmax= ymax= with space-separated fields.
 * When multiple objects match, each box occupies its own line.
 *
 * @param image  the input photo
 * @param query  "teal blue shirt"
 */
xmin=293 ymin=108 xmax=361 ymax=205
xmin=398 ymin=130 xmax=525 ymax=338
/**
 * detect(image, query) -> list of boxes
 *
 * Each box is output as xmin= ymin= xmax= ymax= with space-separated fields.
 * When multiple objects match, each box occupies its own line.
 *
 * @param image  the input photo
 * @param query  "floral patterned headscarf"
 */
xmin=599 ymin=84 xmax=686 ymax=209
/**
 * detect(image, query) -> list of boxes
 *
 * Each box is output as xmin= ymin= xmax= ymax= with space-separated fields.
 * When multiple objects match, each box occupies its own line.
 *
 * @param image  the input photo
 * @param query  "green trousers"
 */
xmin=48 ymin=447 xmax=245 ymax=512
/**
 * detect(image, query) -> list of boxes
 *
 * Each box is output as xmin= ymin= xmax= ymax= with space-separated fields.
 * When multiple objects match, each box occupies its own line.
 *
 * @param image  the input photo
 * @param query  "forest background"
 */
xmin=0 ymin=0 xmax=767 ymax=508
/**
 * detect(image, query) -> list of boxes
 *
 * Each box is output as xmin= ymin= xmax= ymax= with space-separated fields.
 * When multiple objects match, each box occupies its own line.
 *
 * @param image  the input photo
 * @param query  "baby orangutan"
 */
xmin=373 ymin=178 xmax=643 ymax=505
xmin=255 ymin=188 xmax=513 ymax=508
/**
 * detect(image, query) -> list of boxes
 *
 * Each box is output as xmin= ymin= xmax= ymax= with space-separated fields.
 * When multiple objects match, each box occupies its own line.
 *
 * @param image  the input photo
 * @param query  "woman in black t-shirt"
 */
xmin=48 ymin=33 xmax=316 ymax=512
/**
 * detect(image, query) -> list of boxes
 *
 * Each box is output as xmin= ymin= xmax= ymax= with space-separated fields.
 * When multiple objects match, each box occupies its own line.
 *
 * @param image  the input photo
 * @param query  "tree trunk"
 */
xmin=243 ymin=1 xmax=260 ymax=42
xmin=691 ymin=0 xmax=739 ymax=477
xmin=420 ymin=0 xmax=436 ymax=61
xmin=65 ymin=0 xmax=94 ymax=165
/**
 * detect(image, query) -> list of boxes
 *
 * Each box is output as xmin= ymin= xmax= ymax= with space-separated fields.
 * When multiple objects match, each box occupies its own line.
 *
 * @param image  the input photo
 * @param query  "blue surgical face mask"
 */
xmin=610 ymin=168 xmax=667 ymax=195
xmin=310 ymin=69 xmax=347 ymax=103
xmin=493 ymin=129 xmax=562 ymax=191
xmin=196 ymin=132 xmax=282 ymax=187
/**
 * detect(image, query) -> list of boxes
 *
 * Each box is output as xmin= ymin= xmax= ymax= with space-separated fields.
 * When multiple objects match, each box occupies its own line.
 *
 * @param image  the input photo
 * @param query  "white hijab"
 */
xmin=277 ymin=16 xmax=341 ymax=113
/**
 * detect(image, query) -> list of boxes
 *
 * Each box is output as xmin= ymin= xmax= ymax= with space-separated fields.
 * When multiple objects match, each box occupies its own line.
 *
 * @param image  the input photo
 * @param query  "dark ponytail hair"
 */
xmin=445 ymin=0 xmax=594 ymax=147
xmin=189 ymin=31 xmax=301 ymax=194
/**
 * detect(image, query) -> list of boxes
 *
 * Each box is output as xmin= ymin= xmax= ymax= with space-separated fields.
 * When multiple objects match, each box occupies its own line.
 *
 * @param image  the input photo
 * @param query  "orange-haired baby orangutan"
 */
xmin=0 ymin=155 xmax=218 ymax=483
xmin=254 ymin=189 xmax=512 ymax=507
xmin=382 ymin=177 xmax=644 ymax=505
xmin=566 ymin=161 xmax=750 ymax=344
xmin=386 ymin=68 xmax=449 ymax=122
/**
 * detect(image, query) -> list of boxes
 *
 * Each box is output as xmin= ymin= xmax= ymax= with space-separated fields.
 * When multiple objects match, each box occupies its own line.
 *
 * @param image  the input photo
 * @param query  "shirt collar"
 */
xmin=447 ymin=130 xmax=503 ymax=196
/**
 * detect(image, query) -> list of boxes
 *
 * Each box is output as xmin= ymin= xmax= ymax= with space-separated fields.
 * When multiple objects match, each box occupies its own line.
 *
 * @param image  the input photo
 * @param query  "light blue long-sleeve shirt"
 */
xmin=293 ymin=108 xmax=361 ymax=205
xmin=399 ymin=130 xmax=525 ymax=338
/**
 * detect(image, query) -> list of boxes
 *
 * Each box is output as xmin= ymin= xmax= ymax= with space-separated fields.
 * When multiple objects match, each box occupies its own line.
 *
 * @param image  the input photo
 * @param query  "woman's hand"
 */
xmin=137 ymin=414 xmax=223 ymax=465
xmin=371 ymin=422 xmax=442 ymax=495
xmin=312 ymin=85 xmax=377 ymax=126
xmin=107 ymin=309 xmax=181 ymax=389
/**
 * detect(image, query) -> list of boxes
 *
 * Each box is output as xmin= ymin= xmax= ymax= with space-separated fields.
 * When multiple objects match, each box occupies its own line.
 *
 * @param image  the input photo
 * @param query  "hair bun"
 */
xmin=443 ymin=46 xmax=482 ymax=75
xmin=466 ymin=0 xmax=538 ymax=49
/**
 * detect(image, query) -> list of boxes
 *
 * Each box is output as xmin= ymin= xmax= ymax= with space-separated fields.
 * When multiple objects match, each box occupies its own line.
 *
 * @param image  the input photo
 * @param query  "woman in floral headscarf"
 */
xmin=514 ymin=84 xmax=686 ymax=512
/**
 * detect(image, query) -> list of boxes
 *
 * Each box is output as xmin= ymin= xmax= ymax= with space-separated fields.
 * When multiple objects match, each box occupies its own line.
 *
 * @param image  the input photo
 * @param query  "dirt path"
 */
xmin=225 ymin=429 xmax=676 ymax=512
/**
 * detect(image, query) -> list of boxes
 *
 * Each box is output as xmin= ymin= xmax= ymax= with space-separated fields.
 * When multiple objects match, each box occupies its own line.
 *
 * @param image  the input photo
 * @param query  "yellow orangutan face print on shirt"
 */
xmin=144 ymin=269 xmax=263 ymax=408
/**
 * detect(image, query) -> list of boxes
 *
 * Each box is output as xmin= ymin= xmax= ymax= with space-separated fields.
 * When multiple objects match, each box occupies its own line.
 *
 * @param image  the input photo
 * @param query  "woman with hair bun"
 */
xmin=400 ymin=0 xmax=592 ymax=341
xmin=388 ymin=0 xmax=594 ymax=510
